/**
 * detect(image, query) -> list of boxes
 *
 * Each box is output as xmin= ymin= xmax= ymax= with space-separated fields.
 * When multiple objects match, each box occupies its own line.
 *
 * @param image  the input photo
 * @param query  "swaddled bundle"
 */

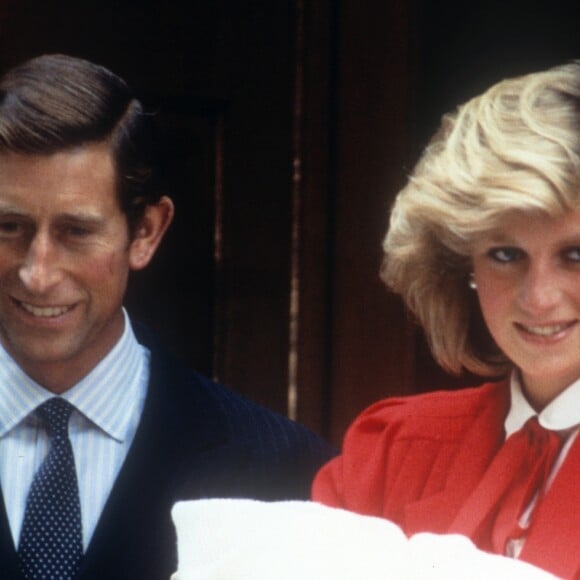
xmin=171 ymin=499 xmax=558 ymax=580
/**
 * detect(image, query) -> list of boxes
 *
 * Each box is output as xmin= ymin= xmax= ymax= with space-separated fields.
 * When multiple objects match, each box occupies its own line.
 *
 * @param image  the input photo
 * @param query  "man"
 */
xmin=0 ymin=54 xmax=335 ymax=579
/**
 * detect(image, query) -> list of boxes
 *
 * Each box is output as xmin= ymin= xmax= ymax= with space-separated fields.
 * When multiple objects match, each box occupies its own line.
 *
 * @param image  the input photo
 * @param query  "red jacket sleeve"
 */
xmin=312 ymin=383 xmax=508 ymax=529
xmin=312 ymin=397 xmax=417 ymax=517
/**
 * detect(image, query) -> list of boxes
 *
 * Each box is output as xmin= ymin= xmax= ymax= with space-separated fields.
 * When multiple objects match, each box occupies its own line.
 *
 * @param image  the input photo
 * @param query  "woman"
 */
xmin=313 ymin=61 xmax=580 ymax=579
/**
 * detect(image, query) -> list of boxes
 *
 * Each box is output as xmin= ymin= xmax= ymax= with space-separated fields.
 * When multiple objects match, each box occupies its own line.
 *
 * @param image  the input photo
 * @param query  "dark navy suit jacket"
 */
xmin=0 ymin=324 xmax=336 ymax=579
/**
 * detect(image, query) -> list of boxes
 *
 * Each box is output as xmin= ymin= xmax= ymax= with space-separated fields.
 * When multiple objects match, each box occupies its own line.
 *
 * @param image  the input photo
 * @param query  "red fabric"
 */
xmin=449 ymin=417 xmax=562 ymax=554
xmin=312 ymin=382 xmax=580 ymax=579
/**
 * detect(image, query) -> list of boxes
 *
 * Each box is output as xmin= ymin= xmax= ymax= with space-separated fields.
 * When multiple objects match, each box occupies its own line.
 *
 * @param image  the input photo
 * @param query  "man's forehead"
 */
xmin=0 ymin=143 xmax=121 ymax=215
xmin=0 ymin=200 xmax=108 ymax=222
xmin=0 ymin=141 xmax=116 ymax=181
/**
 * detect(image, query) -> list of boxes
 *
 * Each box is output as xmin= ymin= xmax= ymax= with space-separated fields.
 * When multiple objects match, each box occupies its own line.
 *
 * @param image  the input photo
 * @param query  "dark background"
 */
xmin=0 ymin=0 xmax=578 ymax=445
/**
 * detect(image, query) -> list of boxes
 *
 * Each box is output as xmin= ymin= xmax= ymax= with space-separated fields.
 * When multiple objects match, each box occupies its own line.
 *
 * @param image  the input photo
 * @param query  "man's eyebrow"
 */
xmin=0 ymin=206 xmax=108 ymax=226
xmin=0 ymin=204 xmax=29 ymax=217
xmin=57 ymin=212 xmax=108 ymax=225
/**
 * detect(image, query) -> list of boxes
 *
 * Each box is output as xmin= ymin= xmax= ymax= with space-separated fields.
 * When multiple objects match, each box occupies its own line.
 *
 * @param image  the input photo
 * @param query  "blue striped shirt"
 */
xmin=0 ymin=310 xmax=149 ymax=549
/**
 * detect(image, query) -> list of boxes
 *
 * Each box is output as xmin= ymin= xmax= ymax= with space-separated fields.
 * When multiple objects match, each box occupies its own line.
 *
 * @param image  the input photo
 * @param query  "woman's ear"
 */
xmin=128 ymin=196 xmax=175 ymax=270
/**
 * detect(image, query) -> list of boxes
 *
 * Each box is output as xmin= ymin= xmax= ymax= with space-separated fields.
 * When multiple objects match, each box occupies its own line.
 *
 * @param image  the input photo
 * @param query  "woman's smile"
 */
xmin=473 ymin=211 xmax=580 ymax=408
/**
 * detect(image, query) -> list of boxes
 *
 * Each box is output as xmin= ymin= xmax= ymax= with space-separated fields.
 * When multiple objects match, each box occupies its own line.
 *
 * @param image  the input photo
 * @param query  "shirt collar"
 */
xmin=505 ymin=371 xmax=580 ymax=437
xmin=0 ymin=309 xmax=147 ymax=443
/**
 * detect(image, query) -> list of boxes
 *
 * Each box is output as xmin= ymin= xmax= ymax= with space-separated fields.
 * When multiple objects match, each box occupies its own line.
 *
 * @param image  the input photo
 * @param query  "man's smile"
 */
xmin=17 ymin=300 xmax=75 ymax=318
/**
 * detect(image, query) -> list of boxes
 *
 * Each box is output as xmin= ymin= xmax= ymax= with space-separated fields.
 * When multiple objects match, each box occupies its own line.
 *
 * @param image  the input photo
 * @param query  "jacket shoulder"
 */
xmin=312 ymin=381 xmax=508 ymax=515
xmin=142 ymin=333 xmax=336 ymax=499
xmin=353 ymin=381 xmax=508 ymax=441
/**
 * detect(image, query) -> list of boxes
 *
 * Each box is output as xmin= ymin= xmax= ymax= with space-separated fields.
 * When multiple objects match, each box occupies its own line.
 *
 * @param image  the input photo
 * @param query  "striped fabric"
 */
xmin=0 ymin=310 xmax=149 ymax=549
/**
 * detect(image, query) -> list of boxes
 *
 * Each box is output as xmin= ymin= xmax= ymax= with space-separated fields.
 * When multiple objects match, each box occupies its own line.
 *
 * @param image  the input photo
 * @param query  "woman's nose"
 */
xmin=517 ymin=262 xmax=561 ymax=314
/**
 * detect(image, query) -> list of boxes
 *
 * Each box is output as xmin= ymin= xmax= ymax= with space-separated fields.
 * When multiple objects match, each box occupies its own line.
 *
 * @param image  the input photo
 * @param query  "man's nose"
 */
xmin=18 ymin=233 xmax=64 ymax=293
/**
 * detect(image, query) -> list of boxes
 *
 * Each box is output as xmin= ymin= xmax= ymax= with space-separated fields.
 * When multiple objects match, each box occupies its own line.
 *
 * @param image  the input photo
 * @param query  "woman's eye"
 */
xmin=564 ymin=247 xmax=580 ymax=262
xmin=487 ymin=247 xmax=523 ymax=263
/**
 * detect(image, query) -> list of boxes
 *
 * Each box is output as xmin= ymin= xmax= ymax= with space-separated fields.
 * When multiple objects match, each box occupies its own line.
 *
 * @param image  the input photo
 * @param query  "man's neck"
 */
xmin=1 ymin=312 xmax=126 ymax=394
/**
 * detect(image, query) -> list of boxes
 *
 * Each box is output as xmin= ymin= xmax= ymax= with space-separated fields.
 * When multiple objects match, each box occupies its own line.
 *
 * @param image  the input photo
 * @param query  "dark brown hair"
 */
xmin=0 ymin=54 xmax=164 ymax=232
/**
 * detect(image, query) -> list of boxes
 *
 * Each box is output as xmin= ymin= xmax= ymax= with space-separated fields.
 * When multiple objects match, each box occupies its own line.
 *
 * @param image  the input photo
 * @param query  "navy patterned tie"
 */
xmin=17 ymin=398 xmax=83 ymax=579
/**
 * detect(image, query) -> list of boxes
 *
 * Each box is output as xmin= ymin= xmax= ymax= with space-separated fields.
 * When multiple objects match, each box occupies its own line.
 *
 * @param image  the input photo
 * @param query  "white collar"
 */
xmin=505 ymin=371 xmax=580 ymax=437
xmin=0 ymin=309 xmax=146 ymax=443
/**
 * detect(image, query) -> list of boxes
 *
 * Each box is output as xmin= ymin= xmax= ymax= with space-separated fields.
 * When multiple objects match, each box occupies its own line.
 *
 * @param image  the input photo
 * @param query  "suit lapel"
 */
xmin=0 ymin=488 xmax=22 ymax=579
xmin=77 ymin=332 xmax=252 ymax=579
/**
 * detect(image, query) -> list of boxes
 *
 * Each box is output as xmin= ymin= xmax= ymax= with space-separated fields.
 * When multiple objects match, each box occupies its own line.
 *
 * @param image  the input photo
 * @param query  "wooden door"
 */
xmin=0 ymin=0 xmax=577 ymax=446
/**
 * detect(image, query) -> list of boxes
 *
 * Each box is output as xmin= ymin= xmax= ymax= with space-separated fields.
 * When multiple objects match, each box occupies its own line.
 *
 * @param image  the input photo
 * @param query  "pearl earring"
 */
xmin=468 ymin=273 xmax=477 ymax=290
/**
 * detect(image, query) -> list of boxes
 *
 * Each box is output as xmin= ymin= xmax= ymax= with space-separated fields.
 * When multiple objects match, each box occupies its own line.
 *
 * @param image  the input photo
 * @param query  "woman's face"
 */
xmin=472 ymin=210 xmax=580 ymax=410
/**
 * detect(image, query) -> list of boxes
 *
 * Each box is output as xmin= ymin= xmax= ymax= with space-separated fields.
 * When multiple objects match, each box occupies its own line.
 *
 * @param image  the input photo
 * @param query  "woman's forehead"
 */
xmin=473 ymin=210 xmax=580 ymax=245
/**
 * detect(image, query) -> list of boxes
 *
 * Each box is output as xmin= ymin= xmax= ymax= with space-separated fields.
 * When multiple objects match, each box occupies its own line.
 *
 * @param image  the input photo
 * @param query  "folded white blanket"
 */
xmin=171 ymin=499 xmax=558 ymax=580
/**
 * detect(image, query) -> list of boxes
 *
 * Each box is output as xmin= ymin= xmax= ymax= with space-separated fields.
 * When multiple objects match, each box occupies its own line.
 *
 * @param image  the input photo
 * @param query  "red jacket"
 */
xmin=312 ymin=382 xmax=580 ymax=579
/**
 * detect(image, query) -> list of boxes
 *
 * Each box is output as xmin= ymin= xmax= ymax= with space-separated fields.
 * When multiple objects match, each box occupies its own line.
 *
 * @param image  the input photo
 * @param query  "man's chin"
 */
xmin=0 ymin=335 xmax=80 ymax=369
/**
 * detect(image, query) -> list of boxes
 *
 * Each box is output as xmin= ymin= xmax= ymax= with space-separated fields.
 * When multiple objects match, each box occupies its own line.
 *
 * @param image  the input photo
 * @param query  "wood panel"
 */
xmin=1 ymin=0 xmax=578 ymax=448
xmin=211 ymin=2 xmax=296 ymax=414
xmin=293 ymin=0 xmax=336 ymax=433
xmin=326 ymin=0 xmax=416 ymax=444
xmin=126 ymin=98 xmax=223 ymax=375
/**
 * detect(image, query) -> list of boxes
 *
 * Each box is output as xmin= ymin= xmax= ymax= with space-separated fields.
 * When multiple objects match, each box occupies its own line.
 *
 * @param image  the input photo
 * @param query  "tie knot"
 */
xmin=36 ymin=398 xmax=74 ymax=438
xmin=522 ymin=415 xmax=561 ymax=451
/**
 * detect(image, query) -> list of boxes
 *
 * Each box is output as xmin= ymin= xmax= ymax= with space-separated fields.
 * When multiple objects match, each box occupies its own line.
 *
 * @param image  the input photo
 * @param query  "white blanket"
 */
xmin=171 ymin=499 xmax=558 ymax=579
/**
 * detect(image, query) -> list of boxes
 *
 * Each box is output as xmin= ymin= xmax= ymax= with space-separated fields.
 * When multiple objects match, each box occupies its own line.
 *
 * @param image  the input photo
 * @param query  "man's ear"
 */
xmin=128 ymin=196 xmax=174 ymax=271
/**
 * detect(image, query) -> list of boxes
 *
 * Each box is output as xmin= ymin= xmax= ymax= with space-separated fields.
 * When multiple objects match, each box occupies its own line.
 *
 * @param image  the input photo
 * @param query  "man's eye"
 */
xmin=0 ymin=221 xmax=22 ymax=235
xmin=487 ymin=247 xmax=523 ymax=263
xmin=65 ymin=226 xmax=91 ymax=237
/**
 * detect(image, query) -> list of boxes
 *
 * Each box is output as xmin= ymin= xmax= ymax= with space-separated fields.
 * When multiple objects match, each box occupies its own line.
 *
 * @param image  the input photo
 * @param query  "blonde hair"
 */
xmin=382 ymin=61 xmax=580 ymax=377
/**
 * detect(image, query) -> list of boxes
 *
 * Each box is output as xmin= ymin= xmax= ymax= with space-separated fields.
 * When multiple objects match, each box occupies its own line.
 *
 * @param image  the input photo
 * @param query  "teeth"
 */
xmin=21 ymin=303 xmax=71 ymax=318
xmin=523 ymin=323 xmax=569 ymax=336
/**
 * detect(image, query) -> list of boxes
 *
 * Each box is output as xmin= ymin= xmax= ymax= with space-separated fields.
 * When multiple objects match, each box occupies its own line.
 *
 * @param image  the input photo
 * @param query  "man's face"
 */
xmin=0 ymin=142 xmax=147 ymax=391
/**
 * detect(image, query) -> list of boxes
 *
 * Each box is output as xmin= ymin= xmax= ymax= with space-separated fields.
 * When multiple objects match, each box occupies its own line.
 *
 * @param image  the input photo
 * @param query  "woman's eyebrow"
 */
xmin=479 ymin=232 xmax=516 ymax=244
xmin=558 ymin=235 xmax=580 ymax=246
